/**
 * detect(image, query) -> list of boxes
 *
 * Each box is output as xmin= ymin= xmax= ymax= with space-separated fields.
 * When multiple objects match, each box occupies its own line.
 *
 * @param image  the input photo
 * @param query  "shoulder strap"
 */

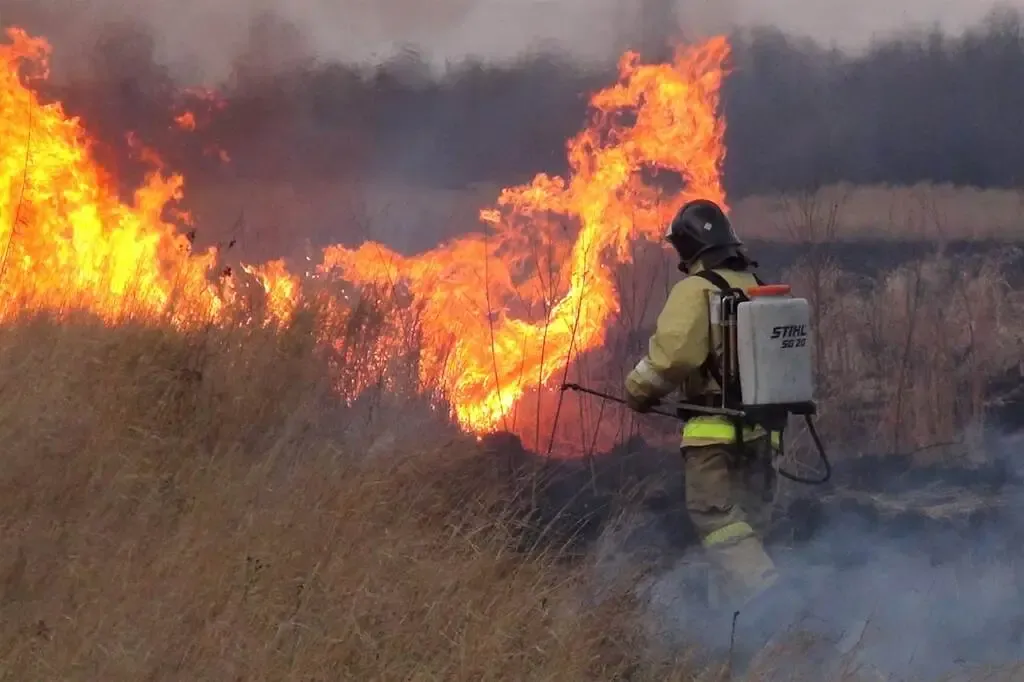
xmin=694 ymin=269 xmax=732 ymax=292
xmin=695 ymin=269 xmax=766 ymax=290
xmin=691 ymin=270 xmax=731 ymax=391
xmin=690 ymin=268 xmax=766 ymax=393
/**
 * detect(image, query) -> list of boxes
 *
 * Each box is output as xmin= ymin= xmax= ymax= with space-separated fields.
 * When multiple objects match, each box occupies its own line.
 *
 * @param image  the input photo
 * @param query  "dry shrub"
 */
xmin=785 ymin=251 xmax=1023 ymax=460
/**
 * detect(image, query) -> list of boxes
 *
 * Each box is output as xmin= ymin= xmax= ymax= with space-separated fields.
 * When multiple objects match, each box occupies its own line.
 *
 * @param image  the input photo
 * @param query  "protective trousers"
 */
xmin=683 ymin=436 xmax=779 ymax=608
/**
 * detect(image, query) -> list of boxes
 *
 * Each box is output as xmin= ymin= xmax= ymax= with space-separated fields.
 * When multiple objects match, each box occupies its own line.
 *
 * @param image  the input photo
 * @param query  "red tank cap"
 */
xmin=747 ymin=284 xmax=791 ymax=297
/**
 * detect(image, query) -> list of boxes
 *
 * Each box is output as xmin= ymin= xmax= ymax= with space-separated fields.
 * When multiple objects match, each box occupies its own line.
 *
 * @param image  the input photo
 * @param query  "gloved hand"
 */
xmin=626 ymin=391 xmax=658 ymax=414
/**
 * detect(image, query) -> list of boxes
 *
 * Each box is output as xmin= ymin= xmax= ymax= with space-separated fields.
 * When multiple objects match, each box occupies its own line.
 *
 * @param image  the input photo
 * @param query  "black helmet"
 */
xmin=666 ymin=198 xmax=746 ymax=272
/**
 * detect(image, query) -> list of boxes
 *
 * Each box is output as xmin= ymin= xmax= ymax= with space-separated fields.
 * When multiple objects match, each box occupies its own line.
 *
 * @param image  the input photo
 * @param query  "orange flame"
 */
xmin=174 ymin=86 xmax=227 ymax=132
xmin=241 ymin=259 xmax=299 ymax=327
xmin=0 ymin=28 xmax=223 ymax=324
xmin=0 ymin=26 xmax=731 ymax=437
xmin=321 ymin=40 xmax=730 ymax=431
xmin=173 ymin=87 xmax=231 ymax=163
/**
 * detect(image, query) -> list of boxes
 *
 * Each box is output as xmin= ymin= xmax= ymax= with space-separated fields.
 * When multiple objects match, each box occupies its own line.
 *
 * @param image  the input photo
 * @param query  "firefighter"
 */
xmin=624 ymin=198 xmax=779 ymax=609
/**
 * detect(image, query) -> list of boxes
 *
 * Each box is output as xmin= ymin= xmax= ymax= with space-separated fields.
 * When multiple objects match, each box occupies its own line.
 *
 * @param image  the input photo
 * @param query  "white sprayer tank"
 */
xmin=735 ymin=292 xmax=815 ymax=406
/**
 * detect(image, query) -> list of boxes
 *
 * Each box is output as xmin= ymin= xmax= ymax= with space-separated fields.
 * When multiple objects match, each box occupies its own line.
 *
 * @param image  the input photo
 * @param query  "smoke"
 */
xmin=588 ymin=432 xmax=1024 ymax=678
xmin=3 ymin=0 xmax=724 ymax=83
xmin=5 ymin=0 xmax=1021 ymax=85
xmin=731 ymin=0 xmax=1024 ymax=50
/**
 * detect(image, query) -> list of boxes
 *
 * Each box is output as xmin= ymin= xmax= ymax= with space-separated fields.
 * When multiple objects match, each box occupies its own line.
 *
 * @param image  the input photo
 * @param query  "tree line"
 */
xmin=12 ymin=7 xmax=1024 ymax=196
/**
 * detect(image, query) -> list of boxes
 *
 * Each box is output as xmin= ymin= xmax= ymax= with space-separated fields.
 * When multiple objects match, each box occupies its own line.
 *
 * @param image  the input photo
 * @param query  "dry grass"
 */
xmin=0 ymin=308 xmax=707 ymax=682
xmin=1 ymin=278 xmax=1018 ymax=681
xmin=733 ymin=183 xmax=1024 ymax=242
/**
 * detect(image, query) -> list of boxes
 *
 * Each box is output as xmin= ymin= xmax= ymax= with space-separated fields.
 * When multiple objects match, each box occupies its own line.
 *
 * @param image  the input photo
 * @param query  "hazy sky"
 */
xmin=11 ymin=0 xmax=1024 ymax=81
xmin=734 ymin=0 xmax=1023 ymax=47
xmin=214 ymin=0 xmax=1024 ymax=66
xmin=358 ymin=0 xmax=1024 ymax=59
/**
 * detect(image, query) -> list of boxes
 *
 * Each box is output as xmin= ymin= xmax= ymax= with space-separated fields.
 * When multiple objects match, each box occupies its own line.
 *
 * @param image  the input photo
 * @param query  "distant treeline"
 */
xmin=13 ymin=7 xmax=1024 ymax=195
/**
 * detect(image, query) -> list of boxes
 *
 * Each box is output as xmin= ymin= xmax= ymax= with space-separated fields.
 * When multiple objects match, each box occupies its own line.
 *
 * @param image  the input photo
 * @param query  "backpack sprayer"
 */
xmin=563 ymin=275 xmax=831 ymax=485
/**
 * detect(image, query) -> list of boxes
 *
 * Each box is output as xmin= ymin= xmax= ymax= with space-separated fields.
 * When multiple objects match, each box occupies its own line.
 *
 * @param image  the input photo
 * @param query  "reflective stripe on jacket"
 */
xmin=683 ymin=417 xmax=782 ymax=449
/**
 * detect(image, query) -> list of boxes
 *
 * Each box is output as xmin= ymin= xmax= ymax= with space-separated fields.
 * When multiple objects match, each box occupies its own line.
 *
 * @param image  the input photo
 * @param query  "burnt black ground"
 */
xmin=483 ymin=425 xmax=1024 ymax=677
xmin=488 ymin=424 xmax=1024 ymax=556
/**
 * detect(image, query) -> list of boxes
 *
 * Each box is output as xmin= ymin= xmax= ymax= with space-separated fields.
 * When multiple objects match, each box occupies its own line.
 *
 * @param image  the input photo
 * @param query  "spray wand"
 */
xmin=560 ymin=382 xmax=831 ymax=485
xmin=560 ymin=382 xmax=745 ymax=418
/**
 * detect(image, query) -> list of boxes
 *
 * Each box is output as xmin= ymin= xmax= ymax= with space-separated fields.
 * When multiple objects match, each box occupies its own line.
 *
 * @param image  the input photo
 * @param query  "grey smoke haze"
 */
xmin=7 ymin=0 xmax=1024 ymax=82
xmin=587 ymin=433 xmax=1024 ymax=679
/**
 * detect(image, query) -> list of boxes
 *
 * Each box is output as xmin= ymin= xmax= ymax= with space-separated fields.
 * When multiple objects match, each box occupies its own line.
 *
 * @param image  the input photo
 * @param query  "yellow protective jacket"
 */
xmin=625 ymin=261 xmax=773 ymax=448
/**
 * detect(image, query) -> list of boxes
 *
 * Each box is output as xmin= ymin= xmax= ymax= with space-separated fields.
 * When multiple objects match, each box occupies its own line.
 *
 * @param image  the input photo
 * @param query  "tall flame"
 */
xmin=0 ymin=28 xmax=222 ymax=323
xmin=0 ymin=26 xmax=731 ymax=436
xmin=321 ymin=42 xmax=730 ymax=430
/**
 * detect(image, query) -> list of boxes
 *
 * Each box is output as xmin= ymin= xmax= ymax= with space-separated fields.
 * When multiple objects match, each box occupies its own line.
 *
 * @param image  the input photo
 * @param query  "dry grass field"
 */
xmin=0 ymin=182 xmax=1022 ymax=680
xmin=0 ymin=307 xmax=709 ymax=681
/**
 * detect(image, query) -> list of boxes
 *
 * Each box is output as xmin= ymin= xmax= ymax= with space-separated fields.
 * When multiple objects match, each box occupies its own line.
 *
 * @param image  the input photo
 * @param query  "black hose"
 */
xmin=776 ymin=414 xmax=832 ymax=485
